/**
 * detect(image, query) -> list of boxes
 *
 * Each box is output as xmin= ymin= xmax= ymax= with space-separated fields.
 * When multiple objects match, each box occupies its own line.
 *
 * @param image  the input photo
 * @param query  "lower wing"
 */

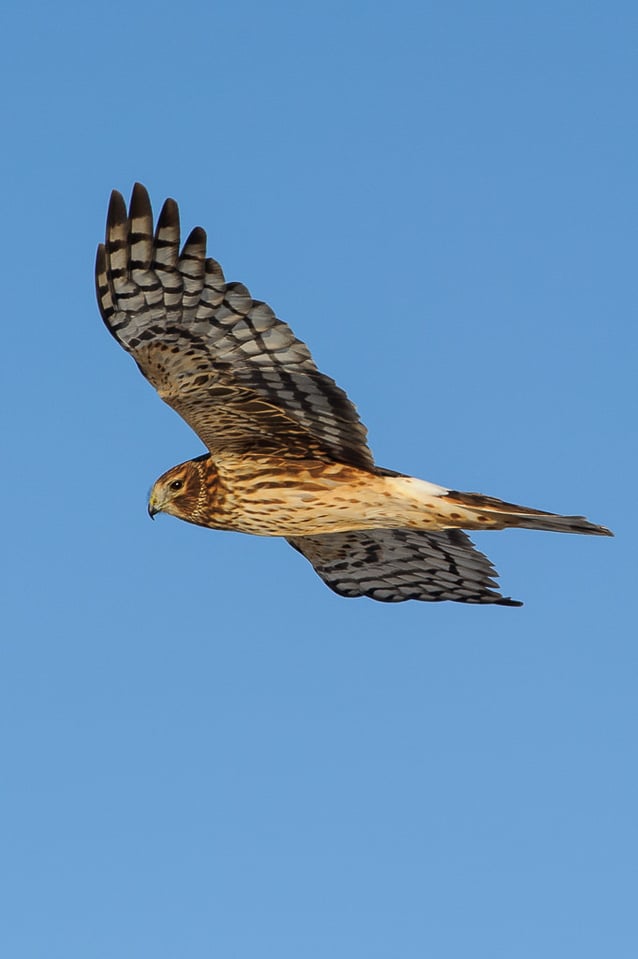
xmin=287 ymin=527 xmax=522 ymax=606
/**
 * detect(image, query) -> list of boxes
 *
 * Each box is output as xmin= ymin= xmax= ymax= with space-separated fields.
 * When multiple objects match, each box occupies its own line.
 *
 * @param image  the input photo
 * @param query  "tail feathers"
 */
xmin=446 ymin=491 xmax=613 ymax=537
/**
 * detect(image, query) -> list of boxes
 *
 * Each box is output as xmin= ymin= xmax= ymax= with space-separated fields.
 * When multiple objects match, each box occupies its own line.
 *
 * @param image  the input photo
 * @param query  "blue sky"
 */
xmin=1 ymin=1 xmax=636 ymax=956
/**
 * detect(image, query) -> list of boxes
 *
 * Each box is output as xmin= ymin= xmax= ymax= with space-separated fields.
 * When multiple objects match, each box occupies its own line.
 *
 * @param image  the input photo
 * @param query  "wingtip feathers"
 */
xmin=107 ymin=189 xmax=127 ymax=229
xmin=129 ymin=182 xmax=153 ymax=224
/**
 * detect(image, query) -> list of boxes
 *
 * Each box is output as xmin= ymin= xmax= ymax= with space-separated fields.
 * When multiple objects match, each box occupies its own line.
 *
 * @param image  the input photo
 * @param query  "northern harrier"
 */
xmin=95 ymin=184 xmax=611 ymax=606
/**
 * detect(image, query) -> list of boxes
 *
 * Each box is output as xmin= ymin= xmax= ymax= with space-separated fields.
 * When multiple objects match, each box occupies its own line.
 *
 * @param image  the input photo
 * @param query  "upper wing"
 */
xmin=95 ymin=184 xmax=374 ymax=470
xmin=287 ymin=528 xmax=523 ymax=605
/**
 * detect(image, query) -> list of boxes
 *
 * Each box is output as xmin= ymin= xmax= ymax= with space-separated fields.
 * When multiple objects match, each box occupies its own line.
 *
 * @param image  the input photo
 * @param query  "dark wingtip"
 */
xmin=184 ymin=225 xmax=207 ymax=247
xmin=157 ymin=197 xmax=180 ymax=230
xmin=107 ymin=189 xmax=127 ymax=228
xmin=129 ymin=182 xmax=152 ymax=219
xmin=95 ymin=242 xmax=106 ymax=272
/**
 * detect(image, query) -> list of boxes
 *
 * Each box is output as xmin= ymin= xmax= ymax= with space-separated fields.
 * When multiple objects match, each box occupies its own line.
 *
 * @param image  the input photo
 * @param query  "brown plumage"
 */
xmin=96 ymin=183 xmax=612 ymax=606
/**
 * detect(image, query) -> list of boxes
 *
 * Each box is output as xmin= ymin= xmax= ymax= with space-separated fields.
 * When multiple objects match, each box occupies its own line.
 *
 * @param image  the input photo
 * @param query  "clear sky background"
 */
xmin=1 ymin=2 xmax=635 ymax=957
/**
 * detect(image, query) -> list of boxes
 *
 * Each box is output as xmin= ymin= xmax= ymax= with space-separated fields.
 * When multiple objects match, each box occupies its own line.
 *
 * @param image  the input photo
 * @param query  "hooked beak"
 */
xmin=147 ymin=494 xmax=159 ymax=520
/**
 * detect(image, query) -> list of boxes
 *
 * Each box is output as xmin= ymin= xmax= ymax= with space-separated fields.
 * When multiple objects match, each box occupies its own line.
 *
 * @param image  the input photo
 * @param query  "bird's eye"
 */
xmin=170 ymin=480 xmax=183 ymax=491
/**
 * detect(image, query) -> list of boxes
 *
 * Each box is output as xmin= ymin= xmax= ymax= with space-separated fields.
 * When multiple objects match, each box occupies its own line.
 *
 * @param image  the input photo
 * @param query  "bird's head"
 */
xmin=148 ymin=459 xmax=205 ymax=523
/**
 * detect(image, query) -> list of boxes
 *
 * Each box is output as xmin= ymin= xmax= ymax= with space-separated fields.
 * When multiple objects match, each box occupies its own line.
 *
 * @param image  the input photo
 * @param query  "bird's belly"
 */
xmin=214 ymin=470 xmax=445 ymax=537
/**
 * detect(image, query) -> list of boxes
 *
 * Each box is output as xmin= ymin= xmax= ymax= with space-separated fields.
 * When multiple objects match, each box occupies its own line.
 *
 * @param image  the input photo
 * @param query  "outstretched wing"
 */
xmin=95 ymin=183 xmax=374 ymax=470
xmin=288 ymin=528 xmax=523 ymax=606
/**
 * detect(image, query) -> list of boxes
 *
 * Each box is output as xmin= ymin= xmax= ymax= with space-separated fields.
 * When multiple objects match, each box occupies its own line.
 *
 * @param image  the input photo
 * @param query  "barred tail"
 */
xmin=444 ymin=490 xmax=613 ymax=536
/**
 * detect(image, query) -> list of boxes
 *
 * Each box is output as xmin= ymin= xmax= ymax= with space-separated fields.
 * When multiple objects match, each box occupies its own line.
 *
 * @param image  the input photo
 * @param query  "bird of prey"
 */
xmin=95 ymin=184 xmax=612 ymax=606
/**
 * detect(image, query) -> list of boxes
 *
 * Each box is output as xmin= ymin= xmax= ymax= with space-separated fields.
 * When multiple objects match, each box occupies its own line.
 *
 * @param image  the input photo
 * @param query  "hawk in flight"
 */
xmin=96 ymin=184 xmax=611 ymax=606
